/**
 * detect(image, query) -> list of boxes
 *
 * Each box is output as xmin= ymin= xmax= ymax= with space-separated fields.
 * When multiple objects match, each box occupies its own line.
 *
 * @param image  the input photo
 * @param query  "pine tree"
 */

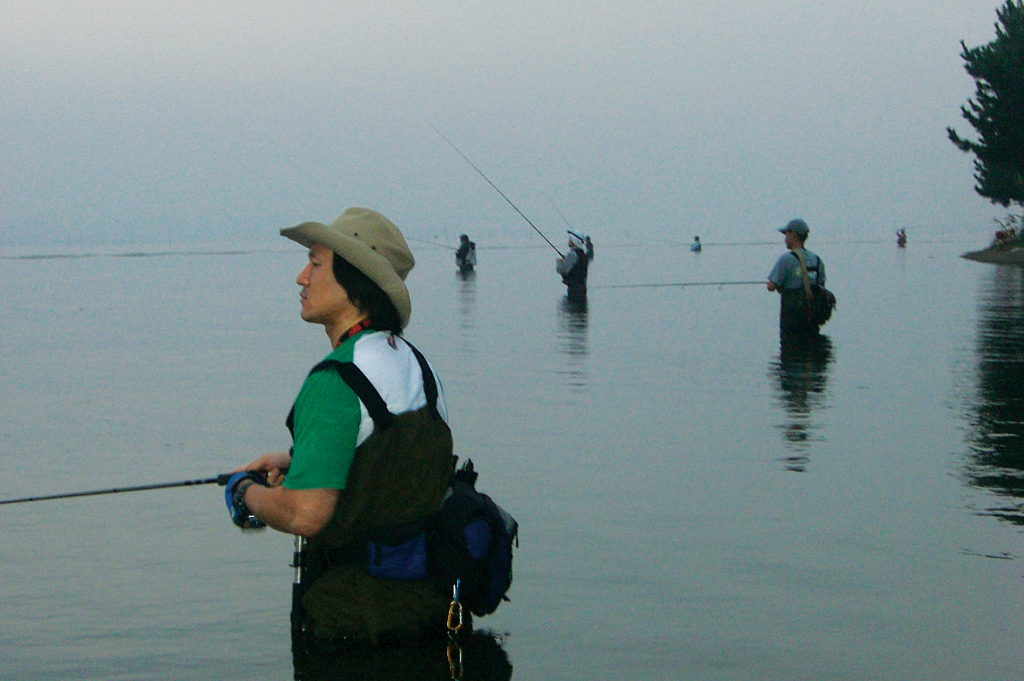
xmin=947 ymin=0 xmax=1024 ymax=208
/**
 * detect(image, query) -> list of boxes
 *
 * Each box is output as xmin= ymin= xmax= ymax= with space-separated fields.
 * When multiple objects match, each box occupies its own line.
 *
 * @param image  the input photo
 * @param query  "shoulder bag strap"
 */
xmin=792 ymin=250 xmax=815 ymax=324
xmin=310 ymin=359 xmax=395 ymax=431
xmin=402 ymin=339 xmax=441 ymax=418
xmin=307 ymin=337 xmax=440 ymax=428
xmin=792 ymin=250 xmax=813 ymax=299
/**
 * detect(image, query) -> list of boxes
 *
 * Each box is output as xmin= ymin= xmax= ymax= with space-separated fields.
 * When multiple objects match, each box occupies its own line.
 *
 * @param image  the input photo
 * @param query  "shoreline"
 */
xmin=961 ymin=247 xmax=1024 ymax=265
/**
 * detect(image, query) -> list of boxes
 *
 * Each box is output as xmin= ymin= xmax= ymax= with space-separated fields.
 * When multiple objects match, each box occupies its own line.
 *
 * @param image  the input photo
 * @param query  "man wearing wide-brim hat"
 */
xmin=225 ymin=207 xmax=456 ymax=642
xmin=767 ymin=218 xmax=827 ymax=335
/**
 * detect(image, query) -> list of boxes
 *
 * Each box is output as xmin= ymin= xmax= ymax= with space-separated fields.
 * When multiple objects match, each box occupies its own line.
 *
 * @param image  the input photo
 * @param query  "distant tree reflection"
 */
xmin=964 ymin=266 xmax=1024 ymax=525
xmin=770 ymin=333 xmax=834 ymax=472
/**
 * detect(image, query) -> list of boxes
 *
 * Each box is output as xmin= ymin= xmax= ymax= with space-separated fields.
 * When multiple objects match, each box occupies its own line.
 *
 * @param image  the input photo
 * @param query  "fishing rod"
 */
xmin=429 ymin=123 xmax=563 ymax=257
xmin=592 ymin=280 xmax=765 ymax=290
xmin=0 ymin=474 xmax=234 ymax=505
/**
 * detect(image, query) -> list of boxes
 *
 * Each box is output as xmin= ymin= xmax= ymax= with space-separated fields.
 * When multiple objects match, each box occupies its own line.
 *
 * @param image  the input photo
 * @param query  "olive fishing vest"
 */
xmin=286 ymin=341 xmax=454 ymax=639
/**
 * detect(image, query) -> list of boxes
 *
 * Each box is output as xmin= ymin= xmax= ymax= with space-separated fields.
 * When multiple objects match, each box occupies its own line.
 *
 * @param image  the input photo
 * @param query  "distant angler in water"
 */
xmin=557 ymin=230 xmax=589 ymax=303
xmin=456 ymin=233 xmax=476 ymax=273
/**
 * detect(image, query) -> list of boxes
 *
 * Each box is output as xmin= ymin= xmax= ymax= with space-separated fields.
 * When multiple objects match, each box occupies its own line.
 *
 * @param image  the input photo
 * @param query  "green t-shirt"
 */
xmin=283 ymin=329 xmax=446 ymax=491
xmin=283 ymin=333 xmax=366 ymax=491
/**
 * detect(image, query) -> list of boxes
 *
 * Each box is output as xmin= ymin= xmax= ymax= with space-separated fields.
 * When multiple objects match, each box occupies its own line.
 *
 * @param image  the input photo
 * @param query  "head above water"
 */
xmin=280 ymin=207 xmax=415 ymax=329
xmin=460 ymin=234 xmax=469 ymax=242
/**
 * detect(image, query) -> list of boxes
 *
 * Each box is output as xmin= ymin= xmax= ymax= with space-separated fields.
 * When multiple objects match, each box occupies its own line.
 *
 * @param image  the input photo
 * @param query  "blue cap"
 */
xmin=779 ymin=219 xmax=809 ymax=237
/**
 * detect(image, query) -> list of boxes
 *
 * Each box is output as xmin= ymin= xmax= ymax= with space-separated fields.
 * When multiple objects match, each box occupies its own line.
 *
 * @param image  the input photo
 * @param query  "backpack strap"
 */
xmin=791 ymin=250 xmax=813 ymax=300
xmin=291 ymin=338 xmax=441 ymax=433
xmin=791 ymin=251 xmax=815 ymax=325
xmin=403 ymin=340 xmax=441 ymax=420
xmin=790 ymin=250 xmax=819 ymax=273
xmin=312 ymin=359 xmax=395 ymax=431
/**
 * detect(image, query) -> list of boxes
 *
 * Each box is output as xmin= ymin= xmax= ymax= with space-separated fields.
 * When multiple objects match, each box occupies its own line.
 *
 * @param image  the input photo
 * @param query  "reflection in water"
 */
xmin=457 ymin=270 xmax=477 ymax=356
xmin=964 ymin=266 xmax=1024 ymax=524
xmin=293 ymin=629 xmax=512 ymax=680
xmin=556 ymin=296 xmax=589 ymax=391
xmin=770 ymin=333 xmax=834 ymax=472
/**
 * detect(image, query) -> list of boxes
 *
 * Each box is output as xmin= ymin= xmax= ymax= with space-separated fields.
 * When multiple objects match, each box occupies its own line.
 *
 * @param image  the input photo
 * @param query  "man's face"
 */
xmin=783 ymin=229 xmax=800 ymax=250
xmin=295 ymin=243 xmax=358 ymax=326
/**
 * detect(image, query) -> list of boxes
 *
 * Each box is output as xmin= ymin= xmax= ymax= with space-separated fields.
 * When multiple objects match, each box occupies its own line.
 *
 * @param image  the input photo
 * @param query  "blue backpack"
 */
xmin=429 ymin=460 xmax=518 ymax=616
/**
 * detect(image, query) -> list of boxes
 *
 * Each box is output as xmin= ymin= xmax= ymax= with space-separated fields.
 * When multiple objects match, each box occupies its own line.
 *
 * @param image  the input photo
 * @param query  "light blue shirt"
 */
xmin=768 ymin=249 xmax=825 ymax=290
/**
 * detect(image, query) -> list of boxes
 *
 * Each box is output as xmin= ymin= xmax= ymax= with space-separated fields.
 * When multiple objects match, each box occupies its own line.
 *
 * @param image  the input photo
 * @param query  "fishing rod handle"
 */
xmin=218 ymin=467 xmax=289 ymax=487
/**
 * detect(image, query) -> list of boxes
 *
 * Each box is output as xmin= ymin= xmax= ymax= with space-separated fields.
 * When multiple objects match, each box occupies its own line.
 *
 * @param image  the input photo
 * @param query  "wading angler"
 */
xmin=224 ymin=207 xmax=516 ymax=647
xmin=766 ymin=219 xmax=835 ymax=335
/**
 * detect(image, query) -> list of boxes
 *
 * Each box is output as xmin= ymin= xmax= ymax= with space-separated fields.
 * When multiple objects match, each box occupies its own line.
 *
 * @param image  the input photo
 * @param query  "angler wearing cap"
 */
xmin=225 ymin=208 xmax=455 ymax=643
xmin=556 ymin=230 xmax=589 ymax=303
xmin=767 ymin=218 xmax=827 ymax=335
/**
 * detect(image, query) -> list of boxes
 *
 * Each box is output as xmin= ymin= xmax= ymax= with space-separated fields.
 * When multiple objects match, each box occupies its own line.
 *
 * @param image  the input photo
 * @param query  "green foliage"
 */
xmin=948 ymin=0 xmax=1024 ymax=207
xmin=989 ymin=213 xmax=1024 ymax=249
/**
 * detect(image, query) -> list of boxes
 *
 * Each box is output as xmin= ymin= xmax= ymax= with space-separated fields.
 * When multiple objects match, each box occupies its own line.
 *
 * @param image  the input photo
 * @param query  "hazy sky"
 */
xmin=0 ymin=1 xmax=1010 ymax=250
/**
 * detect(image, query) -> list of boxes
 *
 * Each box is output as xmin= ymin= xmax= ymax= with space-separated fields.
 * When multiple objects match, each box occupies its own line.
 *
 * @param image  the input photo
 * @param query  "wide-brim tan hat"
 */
xmin=280 ymin=207 xmax=415 ymax=328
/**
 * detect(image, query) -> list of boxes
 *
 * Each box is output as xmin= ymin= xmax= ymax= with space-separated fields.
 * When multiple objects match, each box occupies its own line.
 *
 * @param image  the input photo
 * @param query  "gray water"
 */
xmin=1 ymin=237 xmax=1022 ymax=680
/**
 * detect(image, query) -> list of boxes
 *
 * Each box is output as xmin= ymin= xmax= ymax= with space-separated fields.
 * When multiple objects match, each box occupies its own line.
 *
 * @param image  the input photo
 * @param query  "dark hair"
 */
xmin=331 ymin=253 xmax=403 ymax=334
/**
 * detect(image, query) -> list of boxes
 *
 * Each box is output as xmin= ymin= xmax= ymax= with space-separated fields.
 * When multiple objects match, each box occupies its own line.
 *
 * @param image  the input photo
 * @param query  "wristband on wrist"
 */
xmin=232 ymin=479 xmax=263 ymax=529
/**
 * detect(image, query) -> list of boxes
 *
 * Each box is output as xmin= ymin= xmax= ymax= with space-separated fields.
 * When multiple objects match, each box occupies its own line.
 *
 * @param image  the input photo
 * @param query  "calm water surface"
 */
xmin=1 ymin=237 xmax=1021 ymax=680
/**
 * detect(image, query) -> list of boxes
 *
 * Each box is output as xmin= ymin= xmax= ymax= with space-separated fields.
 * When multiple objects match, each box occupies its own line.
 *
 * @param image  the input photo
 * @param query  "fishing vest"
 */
xmin=287 ymin=342 xmax=455 ymax=639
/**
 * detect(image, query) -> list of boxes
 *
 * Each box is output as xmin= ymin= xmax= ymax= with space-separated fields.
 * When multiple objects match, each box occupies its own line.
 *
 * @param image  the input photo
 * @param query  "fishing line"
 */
xmin=403 ymin=237 xmax=456 ymax=250
xmin=429 ymin=123 xmax=563 ymax=257
xmin=0 ymin=474 xmax=233 ymax=505
xmin=540 ymin=191 xmax=578 ymax=234
xmin=592 ymin=280 xmax=765 ymax=290
xmin=1 ymin=248 xmax=289 ymax=261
